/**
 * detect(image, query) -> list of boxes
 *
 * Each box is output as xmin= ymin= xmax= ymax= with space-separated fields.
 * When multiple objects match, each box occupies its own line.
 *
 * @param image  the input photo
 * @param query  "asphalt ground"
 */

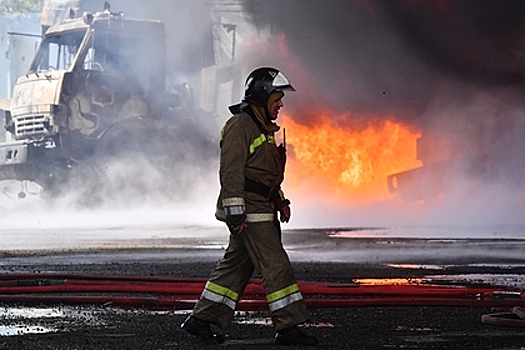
xmin=0 ymin=228 xmax=524 ymax=349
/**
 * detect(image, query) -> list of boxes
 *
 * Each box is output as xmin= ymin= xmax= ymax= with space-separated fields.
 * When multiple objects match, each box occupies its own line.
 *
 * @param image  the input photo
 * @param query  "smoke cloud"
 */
xmin=3 ymin=0 xmax=525 ymax=239
xmin=240 ymin=0 xmax=525 ymax=117
xmin=237 ymin=0 xmax=525 ymax=227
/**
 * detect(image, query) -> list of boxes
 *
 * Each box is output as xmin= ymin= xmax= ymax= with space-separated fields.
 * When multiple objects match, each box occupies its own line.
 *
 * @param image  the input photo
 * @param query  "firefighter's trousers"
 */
xmin=192 ymin=220 xmax=310 ymax=330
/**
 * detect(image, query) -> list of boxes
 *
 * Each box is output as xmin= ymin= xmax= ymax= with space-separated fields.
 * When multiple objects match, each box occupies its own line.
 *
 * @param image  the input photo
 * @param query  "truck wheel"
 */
xmin=87 ymin=122 xmax=193 ymax=204
xmin=93 ymin=123 xmax=188 ymax=170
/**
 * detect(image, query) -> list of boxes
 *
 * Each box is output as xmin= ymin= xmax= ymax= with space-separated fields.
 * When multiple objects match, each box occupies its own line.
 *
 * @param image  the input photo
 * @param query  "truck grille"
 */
xmin=14 ymin=114 xmax=48 ymax=138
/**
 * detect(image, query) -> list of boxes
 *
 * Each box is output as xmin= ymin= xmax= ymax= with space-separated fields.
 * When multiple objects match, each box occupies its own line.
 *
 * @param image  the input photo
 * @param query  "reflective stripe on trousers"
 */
xmin=267 ymin=283 xmax=304 ymax=312
xmin=200 ymin=281 xmax=240 ymax=310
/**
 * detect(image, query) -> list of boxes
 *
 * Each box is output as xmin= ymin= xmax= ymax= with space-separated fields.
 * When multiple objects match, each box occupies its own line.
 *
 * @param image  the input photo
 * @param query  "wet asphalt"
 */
xmin=0 ymin=226 xmax=524 ymax=349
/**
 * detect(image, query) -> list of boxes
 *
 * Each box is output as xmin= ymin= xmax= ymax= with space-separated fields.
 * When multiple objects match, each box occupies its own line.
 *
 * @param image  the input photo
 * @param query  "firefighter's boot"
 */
xmin=181 ymin=315 xmax=224 ymax=345
xmin=274 ymin=325 xmax=319 ymax=346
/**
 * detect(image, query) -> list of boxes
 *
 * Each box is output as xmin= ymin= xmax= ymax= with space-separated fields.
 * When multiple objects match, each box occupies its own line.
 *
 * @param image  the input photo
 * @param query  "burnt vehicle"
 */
xmin=387 ymin=112 xmax=525 ymax=202
xmin=0 ymin=6 xmax=211 ymax=197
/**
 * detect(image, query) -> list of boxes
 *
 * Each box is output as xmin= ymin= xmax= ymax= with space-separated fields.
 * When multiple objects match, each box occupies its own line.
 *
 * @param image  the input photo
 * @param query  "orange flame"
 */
xmin=282 ymin=112 xmax=421 ymax=202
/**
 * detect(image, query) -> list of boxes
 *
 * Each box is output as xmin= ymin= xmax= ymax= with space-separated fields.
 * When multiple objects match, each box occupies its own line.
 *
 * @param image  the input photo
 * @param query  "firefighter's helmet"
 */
xmin=243 ymin=67 xmax=295 ymax=105
xmin=229 ymin=67 xmax=295 ymax=113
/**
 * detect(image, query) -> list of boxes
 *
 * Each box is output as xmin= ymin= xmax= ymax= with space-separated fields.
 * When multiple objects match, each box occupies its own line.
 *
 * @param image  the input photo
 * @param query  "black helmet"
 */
xmin=243 ymin=67 xmax=295 ymax=105
xmin=229 ymin=67 xmax=295 ymax=113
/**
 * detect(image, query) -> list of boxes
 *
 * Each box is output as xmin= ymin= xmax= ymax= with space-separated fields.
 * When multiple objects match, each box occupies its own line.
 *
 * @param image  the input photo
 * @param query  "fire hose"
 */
xmin=0 ymin=273 xmax=523 ymax=314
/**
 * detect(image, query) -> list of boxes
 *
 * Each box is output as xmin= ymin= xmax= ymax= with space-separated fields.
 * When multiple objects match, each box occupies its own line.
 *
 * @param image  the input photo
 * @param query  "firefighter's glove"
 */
xmin=224 ymin=205 xmax=246 ymax=230
xmin=279 ymin=205 xmax=291 ymax=223
xmin=273 ymin=197 xmax=291 ymax=211
xmin=273 ymin=197 xmax=291 ymax=223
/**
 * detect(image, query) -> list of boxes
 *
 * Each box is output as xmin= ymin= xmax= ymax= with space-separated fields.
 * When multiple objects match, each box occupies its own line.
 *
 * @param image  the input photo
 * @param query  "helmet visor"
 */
xmin=272 ymin=71 xmax=295 ymax=91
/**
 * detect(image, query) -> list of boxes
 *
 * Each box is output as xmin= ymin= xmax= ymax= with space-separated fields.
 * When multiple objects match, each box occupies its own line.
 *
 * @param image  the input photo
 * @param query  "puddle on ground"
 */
xmin=325 ymin=229 xmax=390 ymax=238
xmin=233 ymin=311 xmax=334 ymax=328
xmin=354 ymin=274 xmax=525 ymax=288
xmin=395 ymin=325 xmax=435 ymax=332
xmin=354 ymin=278 xmax=424 ymax=285
xmin=194 ymin=244 xmax=227 ymax=250
xmin=0 ymin=307 xmax=63 ymax=336
xmin=0 ymin=307 xmax=64 ymax=318
xmin=0 ymin=306 xmax=104 ymax=336
xmin=0 ymin=324 xmax=56 ymax=336
xmin=388 ymin=263 xmax=525 ymax=270
xmin=387 ymin=264 xmax=446 ymax=270
xmin=427 ymin=274 xmax=525 ymax=288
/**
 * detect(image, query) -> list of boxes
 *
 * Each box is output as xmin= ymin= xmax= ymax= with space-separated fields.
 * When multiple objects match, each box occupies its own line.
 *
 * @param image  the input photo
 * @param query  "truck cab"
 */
xmin=1 ymin=8 xmax=189 ymax=192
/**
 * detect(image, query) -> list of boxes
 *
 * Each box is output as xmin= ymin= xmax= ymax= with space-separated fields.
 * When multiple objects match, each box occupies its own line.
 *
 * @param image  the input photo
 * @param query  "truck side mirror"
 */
xmin=4 ymin=110 xmax=14 ymax=134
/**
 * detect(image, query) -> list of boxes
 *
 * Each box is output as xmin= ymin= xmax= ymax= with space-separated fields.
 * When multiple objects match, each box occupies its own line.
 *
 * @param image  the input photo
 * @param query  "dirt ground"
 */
xmin=0 ymin=248 xmax=524 ymax=350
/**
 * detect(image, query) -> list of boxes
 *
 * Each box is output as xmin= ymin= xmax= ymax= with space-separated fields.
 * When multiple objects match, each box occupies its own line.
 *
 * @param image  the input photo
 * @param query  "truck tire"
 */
xmin=93 ymin=120 xmax=188 ymax=170
xmin=83 ymin=120 xmax=193 ymax=205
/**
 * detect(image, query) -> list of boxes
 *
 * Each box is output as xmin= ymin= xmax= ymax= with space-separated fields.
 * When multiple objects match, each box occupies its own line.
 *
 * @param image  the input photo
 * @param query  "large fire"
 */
xmin=281 ymin=112 xmax=421 ymax=202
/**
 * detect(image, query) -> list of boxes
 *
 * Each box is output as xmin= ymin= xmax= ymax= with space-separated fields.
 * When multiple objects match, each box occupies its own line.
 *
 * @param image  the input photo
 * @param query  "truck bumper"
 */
xmin=0 ymin=140 xmax=28 ymax=166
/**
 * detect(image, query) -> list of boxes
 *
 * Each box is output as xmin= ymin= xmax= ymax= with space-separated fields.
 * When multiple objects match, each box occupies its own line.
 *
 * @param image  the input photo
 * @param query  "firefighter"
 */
xmin=181 ymin=67 xmax=318 ymax=346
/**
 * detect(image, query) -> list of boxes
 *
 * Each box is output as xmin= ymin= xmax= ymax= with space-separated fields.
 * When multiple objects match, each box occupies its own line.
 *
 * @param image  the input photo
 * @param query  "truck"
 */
xmin=0 ymin=2 xmax=214 ymax=199
xmin=387 ymin=109 xmax=525 ymax=202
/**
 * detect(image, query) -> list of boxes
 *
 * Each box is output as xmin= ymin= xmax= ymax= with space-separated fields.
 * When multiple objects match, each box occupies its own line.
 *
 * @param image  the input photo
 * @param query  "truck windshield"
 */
xmin=30 ymin=30 xmax=86 ymax=72
xmin=81 ymin=31 xmax=150 ymax=74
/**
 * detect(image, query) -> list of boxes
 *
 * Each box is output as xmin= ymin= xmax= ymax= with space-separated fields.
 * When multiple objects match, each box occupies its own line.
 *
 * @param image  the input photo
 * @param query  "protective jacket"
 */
xmin=215 ymin=107 xmax=286 ymax=224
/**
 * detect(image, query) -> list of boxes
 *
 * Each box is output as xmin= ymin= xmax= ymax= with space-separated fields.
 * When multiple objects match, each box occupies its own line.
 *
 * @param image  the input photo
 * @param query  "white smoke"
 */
xmin=2 ymin=0 xmax=525 ymax=255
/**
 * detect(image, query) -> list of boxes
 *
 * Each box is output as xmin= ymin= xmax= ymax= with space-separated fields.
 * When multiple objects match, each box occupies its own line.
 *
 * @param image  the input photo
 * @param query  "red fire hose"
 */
xmin=0 ymin=273 xmax=523 ymax=312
